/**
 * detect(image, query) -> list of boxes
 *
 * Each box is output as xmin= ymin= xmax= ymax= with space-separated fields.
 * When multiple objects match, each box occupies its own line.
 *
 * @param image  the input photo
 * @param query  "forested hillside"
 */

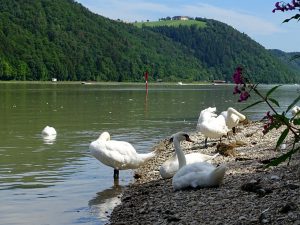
xmin=269 ymin=49 xmax=300 ymax=74
xmin=0 ymin=0 xmax=210 ymax=81
xmin=0 ymin=0 xmax=299 ymax=83
xmin=137 ymin=18 xmax=300 ymax=83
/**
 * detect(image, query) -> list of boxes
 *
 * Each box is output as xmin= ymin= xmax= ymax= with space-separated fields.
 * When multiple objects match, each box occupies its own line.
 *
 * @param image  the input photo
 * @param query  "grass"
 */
xmin=133 ymin=19 xmax=206 ymax=29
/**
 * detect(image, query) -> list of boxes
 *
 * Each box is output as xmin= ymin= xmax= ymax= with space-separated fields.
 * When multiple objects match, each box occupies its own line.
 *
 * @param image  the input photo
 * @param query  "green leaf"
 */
xmin=266 ymin=147 xmax=299 ymax=167
xmin=242 ymin=100 xmax=264 ymax=111
xmin=266 ymin=85 xmax=281 ymax=97
xmin=293 ymin=118 xmax=300 ymax=125
xmin=268 ymin=98 xmax=280 ymax=107
xmin=283 ymin=14 xmax=300 ymax=23
xmin=286 ymin=94 xmax=300 ymax=113
xmin=276 ymin=128 xmax=289 ymax=148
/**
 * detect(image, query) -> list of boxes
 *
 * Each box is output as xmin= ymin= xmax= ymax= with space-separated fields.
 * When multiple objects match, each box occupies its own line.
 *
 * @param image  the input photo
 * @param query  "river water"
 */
xmin=0 ymin=82 xmax=298 ymax=225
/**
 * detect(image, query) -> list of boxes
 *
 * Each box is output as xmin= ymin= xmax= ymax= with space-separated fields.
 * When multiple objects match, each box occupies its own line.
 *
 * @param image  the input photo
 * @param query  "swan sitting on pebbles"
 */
xmin=170 ymin=132 xmax=226 ymax=191
xmin=160 ymin=152 xmax=219 ymax=179
xmin=89 ymin=131 xmax=156 ymax=179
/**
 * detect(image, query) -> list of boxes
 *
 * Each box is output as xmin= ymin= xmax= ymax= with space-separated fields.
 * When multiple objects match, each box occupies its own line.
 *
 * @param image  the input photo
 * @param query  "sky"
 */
xmin=75 ymin=0 xmax=300 ymax=52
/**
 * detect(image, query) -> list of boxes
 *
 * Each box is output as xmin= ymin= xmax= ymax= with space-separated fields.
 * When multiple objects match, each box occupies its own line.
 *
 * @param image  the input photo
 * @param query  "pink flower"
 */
xmin=238 ymin=91 xmax=250 ymax=102
xmin=233 ymin=85 xmax=241 ymax=94
xmin=233 ymin=67 xmax=244 ymax=84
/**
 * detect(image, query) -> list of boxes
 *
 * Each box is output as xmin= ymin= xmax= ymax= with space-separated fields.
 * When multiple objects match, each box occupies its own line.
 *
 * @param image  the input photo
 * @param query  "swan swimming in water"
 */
xmin=196 ymin=107 xmax=229 ymax=148
xmin=89 ymin=131 xmax=156 ymax=179
xmin=221 ymin=107 xmax=246 ymax=134
xmin=159 ymin=151 xmax=220 ymax=179
xmin=170 ymin=132 xmax=226 ymax=191
xmin=41 ymin=126 xmax=57 ymax=136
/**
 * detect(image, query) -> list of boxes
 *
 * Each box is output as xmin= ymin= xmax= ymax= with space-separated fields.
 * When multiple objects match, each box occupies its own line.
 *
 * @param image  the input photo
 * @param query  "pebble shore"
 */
xmin=108 ymin=121 xmax=300 ymax=225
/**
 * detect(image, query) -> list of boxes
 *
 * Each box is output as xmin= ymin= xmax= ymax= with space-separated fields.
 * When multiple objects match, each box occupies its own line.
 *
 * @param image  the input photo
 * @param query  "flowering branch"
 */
xmin=232 ymin=67 xmax=300 ymax=166
xmin=272 ymin=0 xmax=300 ymax=22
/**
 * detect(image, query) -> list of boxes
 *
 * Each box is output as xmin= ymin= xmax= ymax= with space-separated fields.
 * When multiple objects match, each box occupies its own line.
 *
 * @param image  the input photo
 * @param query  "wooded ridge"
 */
xmin=0 ymin=0 xmax=299 ymax=83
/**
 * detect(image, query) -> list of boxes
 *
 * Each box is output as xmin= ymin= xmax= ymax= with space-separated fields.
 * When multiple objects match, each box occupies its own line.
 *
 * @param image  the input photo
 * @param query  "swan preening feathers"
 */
xmin=89 ymin=131 xmax=156 ymax=179
xmin=221 ymin=107 xmax=246 ymax=133
xmin=196 ymin=107 xmax=229 ymax=147
xmin=170 ymin=132 xmax=226 ymax=191
xmin=196 ymin=107 xmax=245 ymax=147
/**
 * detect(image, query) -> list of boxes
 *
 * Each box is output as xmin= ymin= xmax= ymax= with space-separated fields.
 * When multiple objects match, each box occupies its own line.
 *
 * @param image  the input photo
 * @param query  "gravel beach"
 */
xmin=108 ymin=121 xmax=300 ymax=225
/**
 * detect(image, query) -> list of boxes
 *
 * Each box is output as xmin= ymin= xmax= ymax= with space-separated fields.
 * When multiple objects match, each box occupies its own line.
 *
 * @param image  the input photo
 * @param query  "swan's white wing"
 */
xmin=160 ymin=153 xmax=218 ymax=179
xmin=90 ymin=139 xmax=140 ymax=169
xmin=172 ymin=162 xmax=216 ymax=190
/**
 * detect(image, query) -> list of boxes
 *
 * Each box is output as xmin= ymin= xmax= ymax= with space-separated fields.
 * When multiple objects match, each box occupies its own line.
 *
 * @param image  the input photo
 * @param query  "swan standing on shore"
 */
xmin=221 ymin=107 xmax=246 ymax=134
xmin=160 ymin=152 xmax=219 ymax=179
xmin=89 ymin=132 xmax=156 ymax=179
xmin=170 ymin=132 xmax=226 ymax=191
xmin=196 ymin=107 xmax=229 ymax=148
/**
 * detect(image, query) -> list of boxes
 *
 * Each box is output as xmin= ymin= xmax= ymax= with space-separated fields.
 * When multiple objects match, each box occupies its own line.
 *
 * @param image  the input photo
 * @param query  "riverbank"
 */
xmin=108 ymin=121 xmax=300 ymax=225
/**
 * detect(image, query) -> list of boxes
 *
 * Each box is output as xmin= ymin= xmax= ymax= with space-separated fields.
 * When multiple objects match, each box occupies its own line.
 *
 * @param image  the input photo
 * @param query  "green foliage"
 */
xmin=0 ymin=0 xmax=299 ymax=82
xmin=142 ymin=18 xmax=300 ymax=84
xmin=0 ymin=0 xmax=210 ymax=81
xmin=233 ymin=66 xmax=300 ymax=167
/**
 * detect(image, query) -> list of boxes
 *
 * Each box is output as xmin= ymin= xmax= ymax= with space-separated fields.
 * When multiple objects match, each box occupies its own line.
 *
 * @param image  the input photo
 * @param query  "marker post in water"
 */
xmin=144 ymin=70 xmax=149 ymax=94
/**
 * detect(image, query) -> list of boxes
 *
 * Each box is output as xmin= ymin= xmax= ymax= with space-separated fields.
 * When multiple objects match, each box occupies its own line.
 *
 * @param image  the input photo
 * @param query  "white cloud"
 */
xmin=81 ymin=1 xmax=283 ymax=35
xmin=182 ymin=3 xmax=283 ymax=35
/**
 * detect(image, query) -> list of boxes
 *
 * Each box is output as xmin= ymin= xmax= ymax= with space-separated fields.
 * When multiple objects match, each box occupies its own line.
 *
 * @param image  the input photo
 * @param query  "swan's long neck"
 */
xmin=174 ymin=138 xmax=186 ymax=169
xmin=228 ymin=108 xmax=245 ymax=120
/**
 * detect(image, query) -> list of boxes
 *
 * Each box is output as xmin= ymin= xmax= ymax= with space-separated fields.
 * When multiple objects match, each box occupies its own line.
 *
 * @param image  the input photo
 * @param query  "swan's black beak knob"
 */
xmin=184 ymin=134 xmax=194 ymax=142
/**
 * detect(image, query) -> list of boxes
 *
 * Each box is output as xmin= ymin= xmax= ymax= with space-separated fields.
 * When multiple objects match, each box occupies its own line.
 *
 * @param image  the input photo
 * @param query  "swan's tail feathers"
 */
xmin=210 ymin=165 xmax=226 ymax=186
xmin=139 ymin=151 xmax=156 ymax=161
xmin=211 ymin=153 xmax=220 ymax=160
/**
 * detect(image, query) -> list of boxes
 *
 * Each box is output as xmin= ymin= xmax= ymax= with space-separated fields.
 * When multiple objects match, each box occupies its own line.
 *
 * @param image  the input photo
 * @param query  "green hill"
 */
xmin=269 ymin=49 xmax=300 ymax=75
xmin=134 ymin=19 xmax=206 ymax=28
xmin=0 ymin=0 xmax=299 ymax=83
xmin=136 ymin=18 xmax=300 ymax=83
xmin=0 ymin=0 xmax=210 ymax=81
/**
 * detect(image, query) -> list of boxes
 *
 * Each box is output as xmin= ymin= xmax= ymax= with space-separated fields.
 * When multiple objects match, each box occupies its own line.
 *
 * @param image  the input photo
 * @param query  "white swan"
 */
xmin=196 ymin=107 xmax=229 ymax=147
xmin=221 ymin=107 xmax=246 ymax=134
xmin=89 ymin=131 xmax=156 ymax=179
xmin=170 ymin=132 xmax=226 ymax=191
xmin=41 ymin=126 xmax=57 ymax=136
xmin=291 ymin=106 xmax=300 ymax=119
xmin=160 ymin=152 xmax=219 ymax=179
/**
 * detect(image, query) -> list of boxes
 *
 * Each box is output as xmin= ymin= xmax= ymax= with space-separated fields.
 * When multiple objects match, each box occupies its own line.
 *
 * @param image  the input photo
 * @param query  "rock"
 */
xmin=279 ymin=202 xmax=298 ymax=213
xmin=270 ymin=175 xmax=280 ymax=181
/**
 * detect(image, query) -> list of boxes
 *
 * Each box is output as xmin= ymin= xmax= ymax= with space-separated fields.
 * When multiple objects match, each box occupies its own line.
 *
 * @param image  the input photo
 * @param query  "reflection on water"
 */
xmin=42 ymin=134 xmax=57 ymax=145
xmin=89 ymin=180 xmax=124 ymax=222
xmin=0 ymin=83 xmax=298 ymax=225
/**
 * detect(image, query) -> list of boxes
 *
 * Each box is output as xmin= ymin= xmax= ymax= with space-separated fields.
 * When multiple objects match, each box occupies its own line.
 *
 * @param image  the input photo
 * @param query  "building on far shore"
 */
xmin=172 ymin=16 xmax=191 ymax=20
